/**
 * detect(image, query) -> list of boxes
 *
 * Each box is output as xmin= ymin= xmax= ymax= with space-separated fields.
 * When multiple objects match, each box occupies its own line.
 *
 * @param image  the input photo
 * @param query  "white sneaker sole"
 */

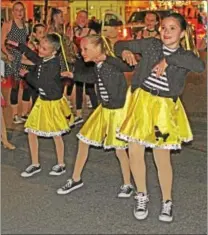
xmin=74 ymin=120 xmax=84 ymax=125
xmin=49 ymin=170 xmax=66 ymax=176
xmin=21 ymin=169 xmax=41 ymax=178
xmin=57 ymin=182 xmax=84 ymax=195
xmin=118 ymin=190 xmax=133 ymax=198
xmin=13 ymin=120 xmax=24 ymax=124
xmin=134 ymin=209 xmax=148 ymax=220
xmin=159 ymin=215 xmax=173 ymax=222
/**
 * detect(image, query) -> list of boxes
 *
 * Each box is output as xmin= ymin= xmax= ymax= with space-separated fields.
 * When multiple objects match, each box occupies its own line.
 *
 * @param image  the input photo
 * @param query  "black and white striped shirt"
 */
xmin=96 ymin=62 xmax=109 ymax=102
xmin=143 ymin=45 xmax=177 ymax=91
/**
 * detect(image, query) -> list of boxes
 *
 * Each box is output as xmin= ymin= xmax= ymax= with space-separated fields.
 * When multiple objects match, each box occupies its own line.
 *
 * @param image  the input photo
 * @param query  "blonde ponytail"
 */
xmin=53 ymin=32 xmax=70 ymax=71
xmin=101 ymin=36 xmax=115 ymax=57
xmin=181 ymin=24 xmax=199 ymax=56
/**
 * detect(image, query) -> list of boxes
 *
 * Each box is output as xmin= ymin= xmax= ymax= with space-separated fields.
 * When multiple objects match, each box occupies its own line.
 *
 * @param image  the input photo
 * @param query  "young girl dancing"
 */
xmin=114 ymin=13 xmax=205 ymax=222
xmin=7 ymin=34 xmax=74 ymax=177
xmin=57 ymin=35 xmax=134 ymax=198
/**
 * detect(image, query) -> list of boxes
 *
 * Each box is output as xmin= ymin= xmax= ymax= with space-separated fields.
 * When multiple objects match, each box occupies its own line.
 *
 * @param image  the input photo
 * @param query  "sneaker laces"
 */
xmin=25 ymin=164 xmax=39 ymax=172
xmin=120 ymin=184 xmax=133 ymax=192
xmin=52 ymin=164 xmax=64 ymax=171
xmin=161 ymin=201 xmax=172 ymax=215
xmin=135 ymin=193 xmax=149 ymax=211
xmin=62 ymin=179 xmax=73 ymax=190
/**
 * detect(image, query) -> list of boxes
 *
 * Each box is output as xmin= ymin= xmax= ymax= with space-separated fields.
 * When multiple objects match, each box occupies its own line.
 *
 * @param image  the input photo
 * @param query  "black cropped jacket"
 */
xmin=94 ymin=56 xmax=133 ymax=109
xmin=115 ymin=38 xmax=205 ymax=97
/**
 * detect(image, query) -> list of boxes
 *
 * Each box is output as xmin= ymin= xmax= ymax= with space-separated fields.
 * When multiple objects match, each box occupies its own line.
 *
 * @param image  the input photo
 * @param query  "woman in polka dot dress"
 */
xmin=1 ymin=1 xmax=28 ymax=124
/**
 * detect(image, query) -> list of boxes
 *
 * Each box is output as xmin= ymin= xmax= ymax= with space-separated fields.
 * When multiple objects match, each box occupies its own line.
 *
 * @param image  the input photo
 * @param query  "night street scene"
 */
xmin=1 ymin=0 xmax=207 ymax=234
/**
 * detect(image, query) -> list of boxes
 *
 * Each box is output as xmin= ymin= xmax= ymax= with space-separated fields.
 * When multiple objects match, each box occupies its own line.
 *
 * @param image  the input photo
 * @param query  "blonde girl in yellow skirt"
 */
xmin=7 ymin=34 xmax=74 ymax=177
xmin=114 ymin=13 xmax=205 ymax=222
xmin=57 ymin=35 xmax=135 ymax=197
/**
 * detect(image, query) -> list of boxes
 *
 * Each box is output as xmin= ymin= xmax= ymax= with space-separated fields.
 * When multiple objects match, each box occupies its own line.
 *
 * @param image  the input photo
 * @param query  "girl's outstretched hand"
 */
xmin=6 ymin=40 xmax=19 ymax=47
xmin=61 ymin=71 xmax=74 ymax=78
xmin=121 ymin=50 xmax=137 ymax=66
xmin=152 ymin=58 xmax=168 ymax=77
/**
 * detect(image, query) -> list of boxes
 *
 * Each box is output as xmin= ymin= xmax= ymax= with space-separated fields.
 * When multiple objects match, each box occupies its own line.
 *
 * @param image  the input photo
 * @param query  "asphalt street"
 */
xmin=1 ymin=118 xmax=207 ymax=234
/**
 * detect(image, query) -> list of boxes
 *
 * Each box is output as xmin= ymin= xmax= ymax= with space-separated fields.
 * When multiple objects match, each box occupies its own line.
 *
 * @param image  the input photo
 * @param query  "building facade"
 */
xmin=1 ymin=0 xmax=207 ymax=24
xmin=70 ymin=0 xmax=125 ymax=23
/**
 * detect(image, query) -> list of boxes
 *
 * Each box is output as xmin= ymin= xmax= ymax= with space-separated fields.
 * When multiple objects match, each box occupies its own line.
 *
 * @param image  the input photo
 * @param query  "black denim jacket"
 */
xmin=115 ymin=38 xmax=205 ymax=97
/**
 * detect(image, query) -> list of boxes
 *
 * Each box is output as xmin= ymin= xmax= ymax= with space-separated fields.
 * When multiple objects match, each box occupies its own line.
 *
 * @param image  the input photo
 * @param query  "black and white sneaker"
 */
xmin=57 ymin=178 xmax=84 ymax=195
xmin=20 ymin=115 xmax=28 ymax=122
xmin=21 ymin=164 xmax=41 ymax=177
xmin=13 ymin=115 xmax=24 ymax=124
xmin=74 ymin=117 xmax=84 ymax=125
xmin=49 ymin=164 xmax=66 ymax=176
xmin=159 ymin=200 xmax=173 ymax=222
xmin=134 ymin=192 xmax=149 ymax=220
xmin=118 ymin=184 xmax=134 ymax=198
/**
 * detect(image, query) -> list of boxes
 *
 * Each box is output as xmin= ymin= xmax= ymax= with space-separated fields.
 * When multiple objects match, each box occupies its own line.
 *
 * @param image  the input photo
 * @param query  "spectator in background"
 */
xmin=71 ymin=10 xmax=98 ymax=125
xmin=1 ymin=1 xmax=29 ymax=124
xmin=1 ymin=59 xmax=16 ymax=150
xmin=88 ymin=16 xmax=101 ymax=34
xmin=47 ymin=8 xmax=77 ymax=108
xmin=137 ymin=11 xmax=160 ymax=39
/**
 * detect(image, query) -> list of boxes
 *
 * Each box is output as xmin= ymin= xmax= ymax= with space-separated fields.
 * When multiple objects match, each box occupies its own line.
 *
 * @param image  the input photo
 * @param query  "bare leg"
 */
xmin=129 ymin=143 xmax=146 ymax=193
xmin=21 ymin=101 xmax=30 ymax=116
xmin=11 ymin=105 xmax=18 ymax=117
xmin=153 ymin=149 xmax=173 ymax=201
xmin=116 ymin=149 xmax=131 ymax=185
xmin=28 ymin=132 xmax=39 ymax=165
xmin=53 ymin=136 xmax=64 ymax=165
xmin=72 ymin=141 xmax=89 ymax=181
xmin=1 ymin=107 xmax=15 ymax=149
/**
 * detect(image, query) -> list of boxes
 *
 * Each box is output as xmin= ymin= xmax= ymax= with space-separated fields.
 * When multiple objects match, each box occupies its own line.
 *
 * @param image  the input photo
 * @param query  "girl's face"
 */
xmin=54 ymin=12 xmax=64 ymax=25
xmin=12 ymin=4 xmax=25 ymax=20
xmin=145 ymin=13 xmax=158 ymax=30
xmin=160 ymin=17 xmax=185 ymax=49
xmin=76 ymin=12 xmax=88 ymax=27
xmin=80 ymin=39 xmax=101 ymax=62
xmin=38 ymin=38 xmax=56 ymax=58
xmin=34 ymin=26 xmax=46 ymax=41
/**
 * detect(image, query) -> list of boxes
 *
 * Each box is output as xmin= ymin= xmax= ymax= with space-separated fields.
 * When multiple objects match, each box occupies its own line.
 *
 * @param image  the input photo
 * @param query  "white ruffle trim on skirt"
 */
xmin=25 ymin=128 xmax=70 ymax=137
xmin=77 ymin=133 xmax=128 ymax=150
xmin=116 ymin=132 xmax=193 ymax=150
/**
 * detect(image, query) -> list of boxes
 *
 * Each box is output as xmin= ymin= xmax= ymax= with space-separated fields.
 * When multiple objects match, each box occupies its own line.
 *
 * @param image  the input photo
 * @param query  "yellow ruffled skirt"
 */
xmin=116 ymin=88 xmax=193 ymax=150
xmin=77 ymin=89 xmax=132 ymax=149
xmin=25 ymin=96 xmax=74 ymax=137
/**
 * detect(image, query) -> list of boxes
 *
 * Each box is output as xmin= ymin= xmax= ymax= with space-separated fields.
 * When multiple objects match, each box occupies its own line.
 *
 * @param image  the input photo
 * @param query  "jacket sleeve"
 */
xmin=106 ymin=57 xmax=134 ymax=72
xmin=18 ymin=43 xmax=42 ymax=64
xmin=114 ymin=39 xmax=147 ymax=56
xmin=165 ymin=50 xmax=205 ymax=73
xmin=25 ymin=70 xmax=39 ymax=89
